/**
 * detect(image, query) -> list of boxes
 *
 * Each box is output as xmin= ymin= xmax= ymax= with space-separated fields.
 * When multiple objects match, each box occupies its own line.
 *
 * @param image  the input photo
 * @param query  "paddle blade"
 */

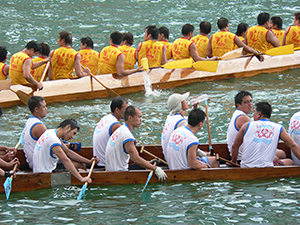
xmin=192 ymin=61 xmax=218 ymax=72
xmin=15 ymin=90 xmax=31 ymax=105
xmin=77 ymin=184 xmax=87 ymax=200
xmin=265 ymin=44 xmax=294 ymax=56
xmin=141 ymin=172 xmax=153 ymax=195
xmin=221 ymin=47 xmax=243 ymax=60
xmin=3 ymin=177 xmax=12 ymax=200
xmin=162 ymin=58 xmax=193 ymax=69
xmin=0 ymin=79 xmax=12 ymax=91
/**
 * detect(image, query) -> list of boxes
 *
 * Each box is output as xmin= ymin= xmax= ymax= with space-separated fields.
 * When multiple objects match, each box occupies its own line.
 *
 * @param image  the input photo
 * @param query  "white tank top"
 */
xmin=93 ymin=114 xmax=120 ymax=166
xmin=289 ymin=111 xmax=300 ymax=164
xmin=227 ymin=109 xmax=249 ymax=160
xmin=241 ymin=119 xmax=283 ymax=168
xmin=33 ymin=129 xmax=61 ymax=173
xmin=22 ymin=116 xmax=44 ymax=169
xmin=161 ymin=113 xmax=187 ymax=158
xmin=165 ymin=126 xmax=200 ymax=170
xmin=105 ymin=124 xmax=136 ymax=171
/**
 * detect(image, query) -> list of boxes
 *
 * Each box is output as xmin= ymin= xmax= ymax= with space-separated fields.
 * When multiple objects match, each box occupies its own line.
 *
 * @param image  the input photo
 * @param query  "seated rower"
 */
xmin=105 ymin=106 xmax=167 ymax=181
xmin=231 ymin=102 xmax=299 ymax=168
xmin=33 ymin=119 xmax=99 ymax=182
xmin=289 ymin=110 xmax=300 ymax=165
xmin=165 ymin=108 xmax=219 ymax=170
xmin=0 ymin=46 xmax=9 ymax=80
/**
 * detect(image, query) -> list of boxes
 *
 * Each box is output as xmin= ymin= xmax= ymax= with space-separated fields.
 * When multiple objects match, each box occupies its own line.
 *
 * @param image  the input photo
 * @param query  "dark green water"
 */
xmin=1 ymin=0 xmax=300 ymax=224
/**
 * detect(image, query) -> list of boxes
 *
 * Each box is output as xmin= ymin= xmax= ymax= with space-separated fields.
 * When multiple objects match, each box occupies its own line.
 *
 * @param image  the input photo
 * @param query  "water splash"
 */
xmin=142 ymin=71 xmax=161 ymax=97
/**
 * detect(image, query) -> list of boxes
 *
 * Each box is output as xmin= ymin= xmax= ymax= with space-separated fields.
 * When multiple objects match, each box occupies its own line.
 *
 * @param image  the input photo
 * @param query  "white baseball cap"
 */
xmin=167 ymin=92 xmax=190 ymax=114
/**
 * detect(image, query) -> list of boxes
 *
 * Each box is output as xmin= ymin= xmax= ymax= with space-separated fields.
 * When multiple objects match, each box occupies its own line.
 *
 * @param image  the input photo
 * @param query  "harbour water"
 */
xmin=1 ymin=0 xmax=300 ymax=224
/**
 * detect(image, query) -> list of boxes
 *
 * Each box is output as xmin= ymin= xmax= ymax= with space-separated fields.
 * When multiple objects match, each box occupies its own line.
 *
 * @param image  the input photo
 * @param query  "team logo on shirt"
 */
xmin=253 ymin=124 xmax=275 ymax=145
xmin=169 ymin=130 xmax=187 ymax=151
xmin=94 ymin=117 xmax=109 ymax=134
xmin=108 ymin=128 xmax=122 ymax=147
xmin=289 ymin=116 xmax=300 ymax=135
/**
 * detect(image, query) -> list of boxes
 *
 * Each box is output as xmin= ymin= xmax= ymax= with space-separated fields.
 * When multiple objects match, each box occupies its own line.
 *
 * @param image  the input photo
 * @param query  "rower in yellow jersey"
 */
xmin=0 ymin=46 xmax=9 ymax=80
xmin=158 ymin=26 xmax=173 ymax=60
xmin=31 ymin=42 xmax=52 ymax=81
xmin=191 ymin=21 xmax=211 ymax=58
xmin=119 ymin=33 xmax=137 ymax=70
xmin=233 ymin=22 xmax=249 ymax=49
xmin=51 ymin=31 xmax=90 ymax=80
xmin=269 ymin=16 xmax=284 ymax=48
xmin=282 ymin=12 xmax=300 ymax=48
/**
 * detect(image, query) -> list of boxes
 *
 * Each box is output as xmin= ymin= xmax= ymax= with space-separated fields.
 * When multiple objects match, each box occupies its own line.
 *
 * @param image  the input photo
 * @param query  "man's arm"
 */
xmin=74 ymin=54 xmax=90 ymax=78
xmin=207 ymin=37 xmax=213 ymax=58
xmin=235 ymin=115 xmax=251 ymax=131
xmin=31 ymin=58 xmax=50 ymax=69
xmin=32 ymin=123 xmax=47 ymax=140
xmin=23 ymin=59 xmax=43 ymax=89
xmin=52 ymin=145 xmax=91 ymax=183
xmin=282 ymin=26 xmax=290 ymax=46
xmin=116 ymin=54 xmax=144 ymax=77
xmin=267 ymin=30 xmax=279 ymax=47
xmin=231 ymin=123 xmax=247 ymax=163
xmin=161 ymin=46 xmax=167 ymax=65
xmin=280 ymin=127 xmax=300 ymax=160
xmin=61 ymin=142 xmax=96 ymax=165
xmin=125 ymin=141 xmax=156 ymax=170
xmin=187 ymin=144 xmax=208 ymax=169
xmin=235 ymin=37 xmax=264 ymax=61
xmin=110 ymin=123 xmax=121 ymax=135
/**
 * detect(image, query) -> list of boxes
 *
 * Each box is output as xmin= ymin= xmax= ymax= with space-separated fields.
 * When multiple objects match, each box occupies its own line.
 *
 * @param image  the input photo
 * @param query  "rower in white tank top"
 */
xmin=165 ymin=126 xmax=200 ymax=170
xmin=105 ymin=124 xmax=136 ymax=171
xmin=227 ymin=109 xmax=249 ymax=161
xmin=33 ymin=129 xmax=62 ymax=173
xmin=241 ymin=119 xmax=283 ymax=168
xmin=289 ymin=111 xmax=300 ymax=165
xmin=161 ymin=113 xmax=187 ymax=158
xmin=22 ymin=116 xmax=44 ymax=169
xmin=93 ymin=114 xmax=120 ymax=167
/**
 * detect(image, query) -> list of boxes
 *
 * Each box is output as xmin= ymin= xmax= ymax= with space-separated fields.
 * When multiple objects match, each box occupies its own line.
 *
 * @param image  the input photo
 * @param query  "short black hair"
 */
xmin=122 ymin=33 xmax=134 ymax=46
xmin=58 ymin=118 xmax=80 ymax=131
xmin=234 ymin=91 xmax=252 ymax=108
xmin=158 ymin=26 xmax=169 ymax=39
xmin=255 ymin=102 xmax=272 ymax=118
xmin=188 ymin=108 xmax=206 ymax=127
xmin=28 ymin=96 xmax=45 ymax=114
xmin=295 ymin=12 xmax=300 ymax=22
xmin=124 ymin=105 xmax=137 ymax=121
xmin=25 ymin=41 xmax=41 ymax=53
xmin=271 ymin=16 xmax=282 ymax=30
xmin=200 ymin=21 xmax=211 ymax=34
xmin=235 ymin=22 xmax=249 ymax=36
xmin=80 ymin=36 xmax=94 ymax=49
xmin=110 ymin=31 xmax=123 ymax=45
xmin=257 ymin=12 xmax=270 ymax=26
xmin=217 ymin=17 xmax=229 ymax=30
xmin=0 ymin=46 xmax=7 ymax=62
xmin=39 ymin=42 xmax=50 ymax=56
xmin=110 ymin=96 xmax=128 ymax=113
xmin=182 ymin=24 xmax=194 ymax=36
xmin=145 ymin=25 xmax=159 ymax=40
xmin=59 ymin=31 xmax=72 ymax=45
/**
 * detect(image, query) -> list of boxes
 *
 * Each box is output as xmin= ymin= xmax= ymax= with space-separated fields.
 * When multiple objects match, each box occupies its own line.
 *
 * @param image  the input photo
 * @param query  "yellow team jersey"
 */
xmin=9 ymin=51 xmax=31 ymax=85
xmin=211 ymin=31 xmax=236 ymax=57
xmin=159 ymin=40 xmax=172 ymax=60
xmin=51 ymin=47 xmax=77 ymax=80
xmin=119 ymin=45 xmax=137 ymax=70
xmin=78 ymin=49 xmax=99 ymax=75
xmin=234 ymin=36 xmax=245 ymax=49
xmin=285 ymin=26 xmax=300 ymax=48
xmin=0 ymin=62 xmax=8 ymax=80
xmin=137 ymin=40 xmax=164 ymax=68
xmin=172 ymin=38 xmax=193 ymax=60
xmin=31 ymin=56 xmax=48 ymax=82
xmin=191 ymin=34 xmax=209 ymax=58
xmin=268 ymin=29 xmax=284 ymax=49
xmin=98 ymin=45 xmax=123 ymax=75
xmin=246 ymin=25 xmax=270 ymax=53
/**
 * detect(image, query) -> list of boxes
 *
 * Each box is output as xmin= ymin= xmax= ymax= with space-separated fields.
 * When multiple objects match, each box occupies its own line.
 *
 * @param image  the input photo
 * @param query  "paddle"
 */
xmin=36 ymin=61 xmax=50 ymax=93
xmin=141 ymin=161 xmax=157 ymax=195
xmin=204 ymin=97 xmax=214 ymax=156
xmin=162 ymin=58 xmax=193 ymax=70
xmin=77 ymin=158 xmax=96 ymax=200
xmin=140 ymin=146 xmax=168 ymax=166
xmin=216 ymin=153 xmax=240 ymax=167
xmin=0 ymin=79 xmax=31 ymax=105
xmin=3 ymin=141 xmax=21 ymax=200
xmin=80 ymin=64 xmax=119 ymax=97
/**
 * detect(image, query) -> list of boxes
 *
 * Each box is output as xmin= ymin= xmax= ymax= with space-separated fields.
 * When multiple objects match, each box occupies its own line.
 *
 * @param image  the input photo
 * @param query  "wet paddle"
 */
xmin=0 ymin=79 xmax=31 ymax=105
xmin=36 ymin=61 xmax=50 ymax=93
xmin=140 ymin=146 xmax=168 ymax=166
xmin=204 ymin=98 xmax=214 ymax=156
xmin=162 ymin=58 xmax=193 ymax=69
xmin=80 ymin=64 xmax=119 ymax=97
xmin=141 ymin=161 xmax=157 ymax=195
xmin=77 ymin=159 xmax=96 ymax=200
xmin=3 ymin=141 xmax=21 ymax=200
